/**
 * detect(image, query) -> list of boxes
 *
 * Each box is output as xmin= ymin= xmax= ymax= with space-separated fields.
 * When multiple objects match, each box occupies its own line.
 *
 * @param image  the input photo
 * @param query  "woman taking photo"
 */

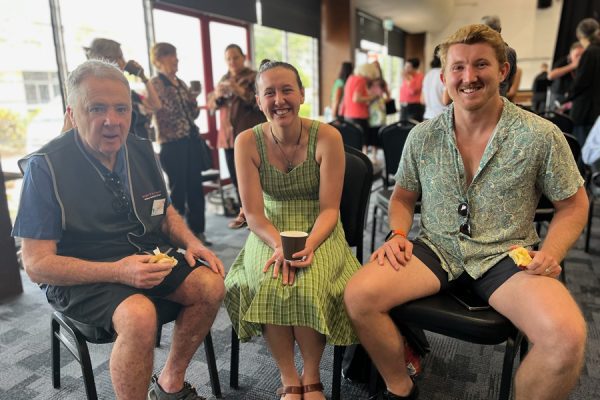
xmin=224 ymin=60 xmax=360 ymax=400
xmin=209 ymin=44 xmax=266 ymax=229
xmin=150 ymin=42 xmax=212 ymax=245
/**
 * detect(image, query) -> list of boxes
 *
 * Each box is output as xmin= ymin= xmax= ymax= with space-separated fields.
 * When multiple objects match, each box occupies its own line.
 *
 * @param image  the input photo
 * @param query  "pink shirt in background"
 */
xmin=342 ymin=74 xmax=370 ymax=119
xmin=399 ymin=72 xmax=424 ymax=104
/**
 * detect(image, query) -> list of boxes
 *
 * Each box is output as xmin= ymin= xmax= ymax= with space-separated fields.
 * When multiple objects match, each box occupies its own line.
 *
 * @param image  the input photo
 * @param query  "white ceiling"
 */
xmin=355 ymin=0 xmax=458 ymax=34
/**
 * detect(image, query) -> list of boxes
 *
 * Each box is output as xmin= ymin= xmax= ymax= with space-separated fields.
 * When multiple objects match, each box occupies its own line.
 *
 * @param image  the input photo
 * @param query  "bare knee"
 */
xmin=531 ymin=311 xmax=587 ymax=369
xmin=175 ymin=267 xmax=225 ymax=307
xmin=344 ymin=273 xmax=389 ymax=320
xmin=113 ymin=294 xmax=157 ymax=346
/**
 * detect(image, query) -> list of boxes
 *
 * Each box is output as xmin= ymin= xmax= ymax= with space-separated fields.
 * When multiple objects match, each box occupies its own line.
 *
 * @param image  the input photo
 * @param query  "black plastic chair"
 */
xmin=229 ymin=145 xmax=373 ymax=400
xmin=370 ymin=293 xmax=527 ymax=400
xmin=330 ymin=119 xmax=364 ymax=150
xmin=539 ymin=111 xmax=574 ymax=134
xmin=378 ymin=121 xmax=415 ymax=188
xmin=51 ymin=299 xmax=222 ymax=399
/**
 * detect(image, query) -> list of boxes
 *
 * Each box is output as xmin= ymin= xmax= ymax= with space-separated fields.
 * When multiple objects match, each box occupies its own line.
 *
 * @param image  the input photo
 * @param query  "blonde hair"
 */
xmin=150 ymin=42 xmax=177 ymax=67
xmin=354 ymin=63 xmax=380 ymax=80
xmin=438 ymin=24 xmax=507 ymax=71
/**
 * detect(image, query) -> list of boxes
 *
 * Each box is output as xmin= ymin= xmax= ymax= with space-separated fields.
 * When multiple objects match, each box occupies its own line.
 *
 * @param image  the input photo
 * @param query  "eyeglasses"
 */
xmin=103 ymin=173 xmax=131 ymax=215
xmin=458 ymin=201 xmax=471 ymax=237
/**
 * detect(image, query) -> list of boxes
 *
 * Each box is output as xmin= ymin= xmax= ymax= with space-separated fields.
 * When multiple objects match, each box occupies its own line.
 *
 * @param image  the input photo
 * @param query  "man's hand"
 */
xmin=117 ymin=254 xmax=174 ymax=288
xmin=184 ymin=241 xmax=225 ymax=278
xmin=370 ymin=236 xmax=413 ymax=270
xmin=523 ymin=249 xmax=562 ymax=278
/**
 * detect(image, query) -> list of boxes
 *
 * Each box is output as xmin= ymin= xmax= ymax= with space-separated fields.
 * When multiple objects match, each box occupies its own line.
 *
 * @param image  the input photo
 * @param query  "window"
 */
xmin=22 ymin=72 xmax=60 ymax=105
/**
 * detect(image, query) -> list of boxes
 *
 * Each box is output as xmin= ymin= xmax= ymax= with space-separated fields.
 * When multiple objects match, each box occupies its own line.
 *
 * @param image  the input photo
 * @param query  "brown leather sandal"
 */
xmin=302 ymin=382 xmax=324 ymax=395
xmin=276 ymin=385 xmax=303 ymax=398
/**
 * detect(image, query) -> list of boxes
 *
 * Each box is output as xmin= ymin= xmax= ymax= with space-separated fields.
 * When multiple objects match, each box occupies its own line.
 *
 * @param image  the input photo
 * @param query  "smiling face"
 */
xmin=255 ymin=67 xmax=305 ymax=126
xmin=442 ymin=42 xmax=508 ymax=113
xmin=68 ymin=76 xmax=131 ymax=166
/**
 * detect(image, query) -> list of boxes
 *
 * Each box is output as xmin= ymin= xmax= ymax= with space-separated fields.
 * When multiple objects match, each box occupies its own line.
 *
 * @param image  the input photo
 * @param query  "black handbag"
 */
xmin=385 ymin=99 xmax=397 ymax=115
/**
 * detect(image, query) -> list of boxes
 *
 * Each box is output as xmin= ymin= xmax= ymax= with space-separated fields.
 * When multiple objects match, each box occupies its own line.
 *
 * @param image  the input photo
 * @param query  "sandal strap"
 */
xmin=302 ymin=382 xmax=324 ymax=393
xmin=276 ymin=386 xmax=304 ymax=396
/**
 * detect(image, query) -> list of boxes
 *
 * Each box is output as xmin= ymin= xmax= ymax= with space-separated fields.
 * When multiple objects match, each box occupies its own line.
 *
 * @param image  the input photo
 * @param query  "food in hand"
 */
xmin=148 ymin=248 xmax=178 ymax=267
xmin=508 ymin=247 xmax=532 ymax=269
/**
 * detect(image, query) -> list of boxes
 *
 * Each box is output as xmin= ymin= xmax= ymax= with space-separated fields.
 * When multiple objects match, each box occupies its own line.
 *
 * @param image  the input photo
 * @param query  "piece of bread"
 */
xmin=148 ymin=249 xmax=178 ymax=267
xmin=508 ymin=247 xmax=532 ymax=268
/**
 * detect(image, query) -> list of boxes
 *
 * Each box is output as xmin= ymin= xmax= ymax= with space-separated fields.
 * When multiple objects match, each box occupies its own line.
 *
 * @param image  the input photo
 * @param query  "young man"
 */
xmin=345 ymin=24 xmax=588 ymax=400
xmin=13 ymin=60 xmax=225 ymax=400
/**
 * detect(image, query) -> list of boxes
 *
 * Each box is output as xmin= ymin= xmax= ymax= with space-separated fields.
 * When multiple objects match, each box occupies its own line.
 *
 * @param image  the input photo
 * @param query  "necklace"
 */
xmin=270 ymin=121 xmax=303 ymax=173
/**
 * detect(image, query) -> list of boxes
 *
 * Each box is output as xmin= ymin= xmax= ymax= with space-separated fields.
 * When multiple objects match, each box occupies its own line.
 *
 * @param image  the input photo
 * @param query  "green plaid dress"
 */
xmin=224 ymin=120 xmax=360 ymax=345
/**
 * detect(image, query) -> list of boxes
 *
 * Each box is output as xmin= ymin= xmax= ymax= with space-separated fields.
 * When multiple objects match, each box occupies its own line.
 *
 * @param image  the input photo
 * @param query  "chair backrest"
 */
xmin=379 ymin=121 xmax=415 ymax=187
xmin=340 ymin=145 xmax=373 ymax=262
xmin=539 ymin=111 xmax=574 ymax=134
xmin=563 ymin=132 xmax=581 ymax=163
xmin=330 ymin=120 xmax=364 ymax=150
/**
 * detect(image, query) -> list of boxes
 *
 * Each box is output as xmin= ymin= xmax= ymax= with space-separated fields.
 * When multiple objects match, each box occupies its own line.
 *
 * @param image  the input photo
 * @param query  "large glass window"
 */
xmin=153 ymin=9 xmax=207 ymax=133
xmin=253 ymin=25 xmax=318 ymax=118
xmin=0 ymin=0 xmax=59 ymax=220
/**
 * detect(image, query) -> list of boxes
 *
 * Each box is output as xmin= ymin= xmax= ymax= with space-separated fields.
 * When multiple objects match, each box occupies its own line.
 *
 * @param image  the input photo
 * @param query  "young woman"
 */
xmin=224 ymin=60 xmax=360 ymax=399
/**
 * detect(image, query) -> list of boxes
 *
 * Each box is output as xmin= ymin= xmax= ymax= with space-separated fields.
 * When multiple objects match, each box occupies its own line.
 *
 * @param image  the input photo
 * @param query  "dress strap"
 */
xmin=307 ymin=119 xmax=319 ymax=159
xmin=253 ymin=124 xmax=269 ymax=166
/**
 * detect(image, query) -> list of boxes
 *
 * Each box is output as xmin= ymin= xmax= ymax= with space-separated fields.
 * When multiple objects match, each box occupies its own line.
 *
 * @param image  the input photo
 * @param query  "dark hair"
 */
xmin=255 ymin=59 xmax=304 ymax=92
xmin=338 ymin=62 xmax=353 ymax=81
xmin=84 ymin=38 xmax=123 ymax=63
xmin=407 ymin=58 xmax=420 ymax=69
xmin=225 ymin=43 xmax=244 ymax=56
xmin=430 ymin=45 xmax=441 ymax=68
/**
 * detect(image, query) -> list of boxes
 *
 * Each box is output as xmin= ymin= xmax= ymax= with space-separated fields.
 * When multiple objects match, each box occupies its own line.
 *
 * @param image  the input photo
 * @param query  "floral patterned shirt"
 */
xmin=395 ymin=98 xmax=584 ymax=280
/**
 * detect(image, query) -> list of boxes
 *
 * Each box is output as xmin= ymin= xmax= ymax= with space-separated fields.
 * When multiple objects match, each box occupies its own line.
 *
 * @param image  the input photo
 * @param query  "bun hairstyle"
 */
xmin=576 ymin=18 xmax=600 ymax=42
xmin=255 ymin=59 xmax=304 ymax=92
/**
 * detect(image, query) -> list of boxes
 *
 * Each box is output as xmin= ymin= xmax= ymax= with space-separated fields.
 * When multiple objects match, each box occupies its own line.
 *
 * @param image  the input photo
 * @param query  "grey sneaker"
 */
xmin=147 ymin=375 xmax=206 ymax=400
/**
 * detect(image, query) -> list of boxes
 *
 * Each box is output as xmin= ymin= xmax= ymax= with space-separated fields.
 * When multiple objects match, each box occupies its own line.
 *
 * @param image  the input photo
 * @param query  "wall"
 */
xmin=426 ymin=0 xmax=563 ymax=90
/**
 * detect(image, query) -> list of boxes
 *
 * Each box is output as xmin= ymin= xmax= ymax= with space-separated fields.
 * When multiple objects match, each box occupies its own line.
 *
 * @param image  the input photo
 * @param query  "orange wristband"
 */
xmin=385 ymin=229 xmax=407 ymax=241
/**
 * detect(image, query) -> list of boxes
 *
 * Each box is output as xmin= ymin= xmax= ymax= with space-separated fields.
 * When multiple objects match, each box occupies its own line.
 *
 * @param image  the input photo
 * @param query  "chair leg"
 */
xmin=371 ymin=204 xmax=379 ymax=253
xmin=585 ymin=197 xmax=594 ymax=253
xmin=51 ymin=317 xmax=61 ymax=389
xmin=155 ymin=324 xmax=162 ymax=348
xmin=203 ymin=331 xmax=222 ymax=398
xmin=332 ymin=346 xmax=345 ymax=400
xmin=498 ymin=332 xmax=522 ymax=400
xmin=230 ymin=327 xmax=239 ymax=389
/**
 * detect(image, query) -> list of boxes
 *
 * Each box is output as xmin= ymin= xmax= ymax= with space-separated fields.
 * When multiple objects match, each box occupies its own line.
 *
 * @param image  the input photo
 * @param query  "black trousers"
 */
xmin=159 ymin=136 xmax=205 ymax=234
xmin=224 ymin=148 xmax=241 ymax=205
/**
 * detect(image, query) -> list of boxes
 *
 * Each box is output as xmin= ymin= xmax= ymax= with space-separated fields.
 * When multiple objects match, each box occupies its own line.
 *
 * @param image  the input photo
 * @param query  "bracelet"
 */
xmin=385 ymin=229 xmax=407 ymax=242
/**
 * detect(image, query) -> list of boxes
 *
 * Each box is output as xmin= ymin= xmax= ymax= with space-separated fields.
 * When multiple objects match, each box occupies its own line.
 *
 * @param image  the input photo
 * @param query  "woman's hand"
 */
xmin=262 ymin=244 xmax=314 ymax=286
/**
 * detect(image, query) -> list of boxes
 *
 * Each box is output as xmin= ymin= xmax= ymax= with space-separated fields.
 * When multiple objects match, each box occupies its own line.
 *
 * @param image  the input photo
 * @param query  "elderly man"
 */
xmin=345 ymin=24 xmax=588 ymax=400
xmin=12 ymin=60 xmax=225 ymax=400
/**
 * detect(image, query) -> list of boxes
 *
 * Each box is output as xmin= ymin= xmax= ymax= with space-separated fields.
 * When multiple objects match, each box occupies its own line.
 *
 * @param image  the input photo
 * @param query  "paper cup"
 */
xmin=280 ymin=231 xmax=308 ymax=262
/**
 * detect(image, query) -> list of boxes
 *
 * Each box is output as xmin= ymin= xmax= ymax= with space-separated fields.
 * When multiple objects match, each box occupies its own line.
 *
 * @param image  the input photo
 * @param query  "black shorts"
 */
xmin=45 ymin=251 xmax=198 ymax=335
xmin=412 ymin=240 xmax=521 ymax=302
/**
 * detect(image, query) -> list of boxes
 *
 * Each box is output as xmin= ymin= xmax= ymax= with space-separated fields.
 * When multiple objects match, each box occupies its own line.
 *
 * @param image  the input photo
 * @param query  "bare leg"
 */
xmin=344 ymin=258 xmax=440 ymax=396
xmin=489 ymin=273 xmax=586 ymax=400
xmin=158 ymin=267 xmax=225 ymax=392
xmin=294 ymin=326 xmax=326 ymax=400
xmin=263 ymin=324 xmax=302 ymax=400
xmin=111 ymin=294 xmax=158 ymax=400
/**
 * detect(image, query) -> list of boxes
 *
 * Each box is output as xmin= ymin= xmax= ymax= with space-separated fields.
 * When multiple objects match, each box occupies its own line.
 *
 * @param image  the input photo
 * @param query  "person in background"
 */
xmin=345 ymin=24 xmax=588 ymax=400
xmin=421 ymin=45 xmax=445 ymax=120
xmin=367 ymin=60 xmax=391 ymax=163
xmin=481 ymin=15 xmax=518 ymax=99
xmin=548 ymin=42 xmax=583 ymax=111
xmin=150 ymin=42 xmax=212 ymax=246
xmin=62 ymin=38 xmax=162 ymax=139
xmin=399 ymin=58 xmax=424 ymax=122
xmin=225 ymin=60 xmax=361 ymax=400
xmin=531 ymin=62 xmax=551 ymax=113
xmin=565 ymin=18 xmax=600 ymax=147
xmin=330 ymin=61 xmax=353 ymax=120
xmin=208 ymin=44 xmax=266 ymax=229
xmin=342 ymin=62 xmax=381 ymax=150
xmin=13 ymin=59 xmax=225 ymax=400
xmin=582 ymin=116 xmax=600 ymax=166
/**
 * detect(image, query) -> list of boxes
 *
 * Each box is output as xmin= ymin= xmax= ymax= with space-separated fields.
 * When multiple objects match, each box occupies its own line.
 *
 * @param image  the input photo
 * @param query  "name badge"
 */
xmin=151 ymin=199 xmax=166 ymax=216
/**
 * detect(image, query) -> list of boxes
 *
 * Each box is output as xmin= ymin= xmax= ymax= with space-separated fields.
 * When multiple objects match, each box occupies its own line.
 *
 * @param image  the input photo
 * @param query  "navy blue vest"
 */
xmin=20 ymin=130 xmax=170 ymax=261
